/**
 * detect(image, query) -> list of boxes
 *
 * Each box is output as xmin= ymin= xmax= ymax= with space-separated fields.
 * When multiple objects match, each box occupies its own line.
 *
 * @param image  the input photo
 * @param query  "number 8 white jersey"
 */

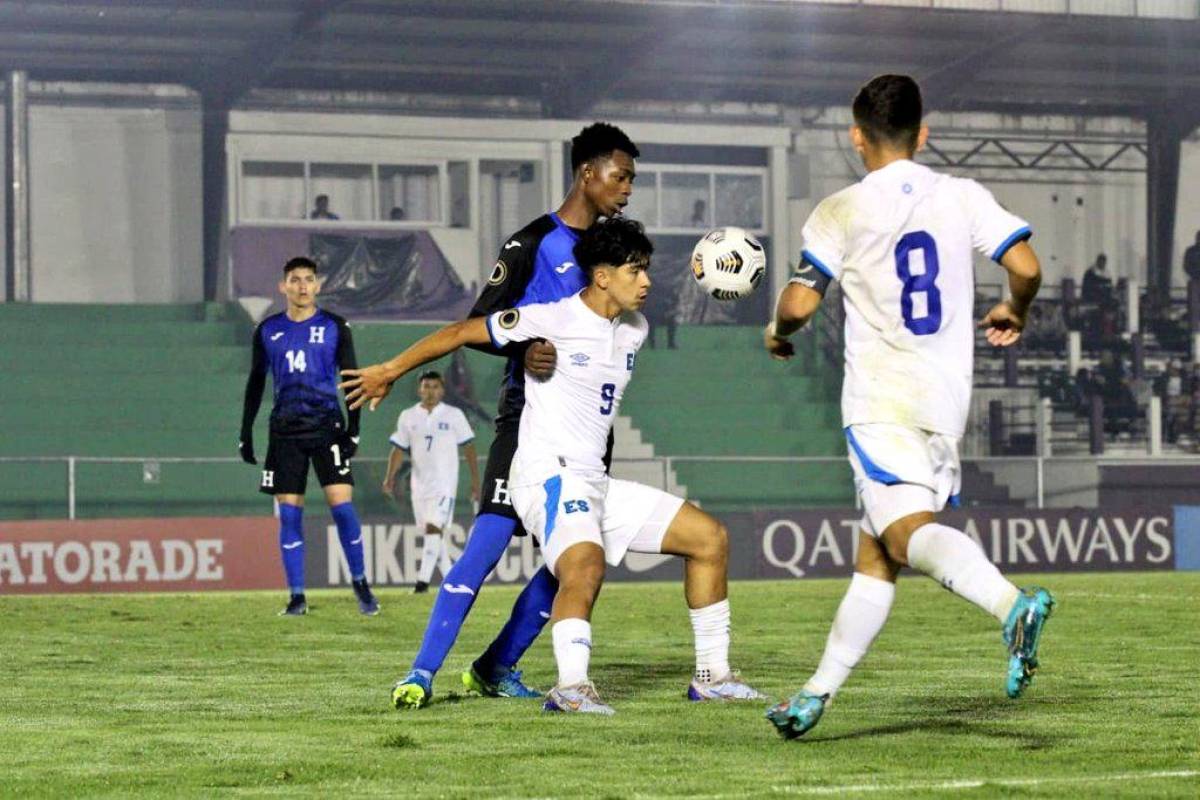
xmin=799 ymin=159 xmax=1030 ymax=437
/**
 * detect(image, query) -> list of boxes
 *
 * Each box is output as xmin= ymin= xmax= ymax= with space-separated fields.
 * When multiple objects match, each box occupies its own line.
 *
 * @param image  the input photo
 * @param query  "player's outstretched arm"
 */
xmin=238 ymin=326 xmax=268 ymax=464
xmin=981 ymin=240 xmax=1042 ymax=348
xmin=339 ymin=317 xmax=491 ymax=411
xmin=765 ymin=283 xmax=823 ymax=360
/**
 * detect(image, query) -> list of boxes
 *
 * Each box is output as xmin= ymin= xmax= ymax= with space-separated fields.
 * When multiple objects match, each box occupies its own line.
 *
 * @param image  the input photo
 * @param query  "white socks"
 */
xmin=689 ymin=599 xmax=732 ymax=683
xmin=417 ymin=531 xmax=444 ymax=583
xmin=805 ymin=572 xmax=895 ymax=698
xmin=552 ymin=618 xmax=592 ymax=687
xmin=907 ymin=522 xmax=1020 ymax=621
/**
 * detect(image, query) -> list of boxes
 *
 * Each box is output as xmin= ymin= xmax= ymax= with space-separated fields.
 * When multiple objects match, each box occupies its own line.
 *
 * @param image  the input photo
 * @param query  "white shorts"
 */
xmin=413 ymin=494 xmax=455 ymax=532
xmin=510 ymin=459 xmax=684 ymax=577
xmin=844 ymin=423 xmax=961 ymax=538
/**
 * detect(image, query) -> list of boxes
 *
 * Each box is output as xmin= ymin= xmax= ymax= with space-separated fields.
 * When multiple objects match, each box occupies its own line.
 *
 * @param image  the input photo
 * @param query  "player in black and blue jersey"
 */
xmin=389 ymin=123 xmax=639 ymax=708
xmin=240 ymin=256 xmax=379 ymax=617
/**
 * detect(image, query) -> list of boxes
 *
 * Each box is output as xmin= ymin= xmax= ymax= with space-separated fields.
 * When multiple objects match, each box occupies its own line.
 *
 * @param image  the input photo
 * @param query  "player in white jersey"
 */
xmin=382 ymin=371 xmax=480 ymax=593
xmin=763 ymin=75 xmax=1055 ymax=740
xmin=342 ymin=218 xmax=761 ymax=715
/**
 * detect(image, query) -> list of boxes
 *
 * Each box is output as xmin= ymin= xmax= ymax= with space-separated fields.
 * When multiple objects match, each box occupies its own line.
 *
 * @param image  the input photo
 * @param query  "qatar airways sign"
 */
xmin=312 ymin=506 xmax=1191 ymax=587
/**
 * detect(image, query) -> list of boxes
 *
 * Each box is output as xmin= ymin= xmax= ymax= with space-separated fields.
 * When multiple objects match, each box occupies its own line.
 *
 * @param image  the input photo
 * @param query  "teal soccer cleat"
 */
xmin=462 ymin=662 xmax=542 ymax=699
xmin=766 ymin=690 xmax=828 ymax=740
xmin=1002 ymin=586 xmax=1056 ymax=699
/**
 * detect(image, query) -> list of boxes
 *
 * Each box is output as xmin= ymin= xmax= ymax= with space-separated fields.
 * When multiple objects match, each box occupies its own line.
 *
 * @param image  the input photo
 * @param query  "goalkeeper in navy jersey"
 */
xmin=240 ymin=256 xmax=379 ymax=617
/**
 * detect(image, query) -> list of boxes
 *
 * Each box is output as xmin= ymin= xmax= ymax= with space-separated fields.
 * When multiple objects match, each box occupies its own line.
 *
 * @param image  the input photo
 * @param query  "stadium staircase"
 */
xmin=0 ymin=306 xmax=851 ymax=519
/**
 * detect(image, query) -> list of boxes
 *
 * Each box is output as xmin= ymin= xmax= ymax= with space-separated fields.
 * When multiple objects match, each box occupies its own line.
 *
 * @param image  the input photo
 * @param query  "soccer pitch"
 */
xmin=3 ymin=573 xmax=1197 ymax=798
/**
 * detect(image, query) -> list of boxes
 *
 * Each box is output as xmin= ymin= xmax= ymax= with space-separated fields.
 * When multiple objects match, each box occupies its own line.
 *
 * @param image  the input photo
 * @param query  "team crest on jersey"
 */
xmin=489 ymin=260 xmax=507 ymax=286
xmin=309 ymin=326 xmax=325 ymax=344
xmin=498 ymin=309 xmax=520 ymax=329
xmin=438 ymin=421 xmax=450 ymax=430
xmin=570 ymin=352 xmax=590 ymax=367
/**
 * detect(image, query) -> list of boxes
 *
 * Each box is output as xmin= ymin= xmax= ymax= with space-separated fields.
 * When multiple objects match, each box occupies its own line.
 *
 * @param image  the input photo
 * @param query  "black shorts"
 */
xmin=479 ymin=425 xmax=522 ymax=530
xmin=260 ymin=432 xmax=354 ymax=496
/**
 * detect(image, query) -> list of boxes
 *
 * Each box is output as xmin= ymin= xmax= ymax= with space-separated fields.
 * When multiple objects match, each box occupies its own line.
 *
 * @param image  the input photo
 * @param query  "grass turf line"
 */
xmin=1 ymin=572 xmax=1197 ymax=798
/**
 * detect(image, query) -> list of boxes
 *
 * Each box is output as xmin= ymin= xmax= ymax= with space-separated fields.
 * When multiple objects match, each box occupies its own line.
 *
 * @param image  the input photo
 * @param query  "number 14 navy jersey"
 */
xmin=247 ymin=309 xmax=359 ymax=438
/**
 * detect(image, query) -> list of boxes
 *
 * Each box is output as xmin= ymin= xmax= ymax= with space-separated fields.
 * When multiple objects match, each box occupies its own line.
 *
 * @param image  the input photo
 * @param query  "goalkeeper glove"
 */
xmin=238 ymin=435 xmax=257 ymax=465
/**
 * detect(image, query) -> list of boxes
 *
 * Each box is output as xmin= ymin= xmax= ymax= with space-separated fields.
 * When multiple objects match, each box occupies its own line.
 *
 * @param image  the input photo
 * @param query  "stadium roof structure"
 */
xmin=1 ymin=0 xmax=1198 ymax=120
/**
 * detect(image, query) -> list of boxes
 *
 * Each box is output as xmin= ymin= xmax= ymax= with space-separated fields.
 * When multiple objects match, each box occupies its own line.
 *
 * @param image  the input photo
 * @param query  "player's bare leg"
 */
xmin=544 ymin=542 xmax=613 ymax=715
xmin=659 ymin=503 xmax=763 ymax=701
xmin=768 ymin=532 xmax=899 ymax=738
xmin=323 ymin=482 xmax=377 ymax=616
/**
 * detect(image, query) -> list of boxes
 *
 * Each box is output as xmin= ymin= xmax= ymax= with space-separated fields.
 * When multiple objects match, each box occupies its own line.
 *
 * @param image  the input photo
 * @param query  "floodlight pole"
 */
xmin=200 ymin=92 xmax=230 ymax=302
xmin=4 ymin=70 xmax=31 ymax=302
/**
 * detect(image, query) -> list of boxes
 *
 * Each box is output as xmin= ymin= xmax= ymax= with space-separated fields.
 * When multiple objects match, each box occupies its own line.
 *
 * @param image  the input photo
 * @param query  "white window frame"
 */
xmin=236 ymin=156 xmax=451 ymax=227
xmin=633 ymin=163 xmax=769 ymax=236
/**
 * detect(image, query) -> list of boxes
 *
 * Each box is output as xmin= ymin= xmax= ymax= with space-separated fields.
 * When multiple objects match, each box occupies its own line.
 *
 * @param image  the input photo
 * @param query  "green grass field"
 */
xmin=2 ymin=572 xmax=1198 ymax=798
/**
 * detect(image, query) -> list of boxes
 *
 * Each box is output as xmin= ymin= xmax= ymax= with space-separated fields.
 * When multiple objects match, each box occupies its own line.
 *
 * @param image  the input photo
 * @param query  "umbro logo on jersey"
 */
xmin=270 ymin=332 xmax=285 ymax=341
xmin=503 ymin=240 xmax=521 ymax=250
xmin=555 ymin=261 xmax=576 ymax=274
xmin=570 ymin=352 xmax=590 ymax=367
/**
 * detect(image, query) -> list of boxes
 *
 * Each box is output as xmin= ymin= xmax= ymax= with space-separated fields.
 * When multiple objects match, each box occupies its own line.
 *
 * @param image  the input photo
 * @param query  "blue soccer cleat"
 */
xmin=391 ymin=669 xmax=433 ymax=710
xmin=766 ymin=690 xmax=828 ymax=740
xmin=543 ymin=681 xmax=615 ymax=716
xmin=462 ymin=662 xmax=541 ymax=699
xmin=1002 ymin=586 xmax=1056 ymax=699
xmin=352 ymin=578 xmax=380 ymax=616
xmin=687 ymin=671 xmax=765 ymax=702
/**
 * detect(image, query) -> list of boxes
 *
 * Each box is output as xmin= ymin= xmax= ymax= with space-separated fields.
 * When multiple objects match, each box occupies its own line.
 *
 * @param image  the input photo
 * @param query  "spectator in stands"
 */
xmin=691 ymin=199 xmax=707 ymax=227
xmin=1072 ymin=367 xmax=1095 ymax=415
xmin=389 ymin=206 xmax=407 ymax=221
xmin=1103 ymin=376 xmax=1139 ymax=436
xmin=1183 ymin=229 xmax=1200 ymax=282
xmin=310 ymin=194 xmax=340 ymax=220
xmin=1081 ymin=253 xmax=1114 ymax=304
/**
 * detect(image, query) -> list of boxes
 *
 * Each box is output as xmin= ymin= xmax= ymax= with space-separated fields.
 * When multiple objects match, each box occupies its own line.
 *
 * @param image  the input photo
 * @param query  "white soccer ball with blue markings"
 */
xmin=690 ymin=227 xmax=767 ymax=301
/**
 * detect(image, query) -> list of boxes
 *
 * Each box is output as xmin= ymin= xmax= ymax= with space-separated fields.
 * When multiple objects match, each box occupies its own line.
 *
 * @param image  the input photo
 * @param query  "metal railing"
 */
xmin=6 ymin=452 xmax=1200 ymax=521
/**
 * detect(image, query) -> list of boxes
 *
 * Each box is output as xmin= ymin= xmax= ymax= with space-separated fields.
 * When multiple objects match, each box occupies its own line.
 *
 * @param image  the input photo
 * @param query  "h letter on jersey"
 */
xmin=309 ymin=326 xmax=325 ymax=344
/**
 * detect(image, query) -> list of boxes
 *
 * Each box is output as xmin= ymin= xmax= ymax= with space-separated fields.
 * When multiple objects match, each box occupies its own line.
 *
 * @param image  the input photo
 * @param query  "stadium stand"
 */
xmin=0 ymin=304 xmax=855 ymax=518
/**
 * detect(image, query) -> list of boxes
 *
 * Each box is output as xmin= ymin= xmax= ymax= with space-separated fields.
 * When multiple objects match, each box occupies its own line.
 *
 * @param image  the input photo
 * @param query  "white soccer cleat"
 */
xmin=687 ymin=671 xmax=766 ymax=702
xmin=543 ymin=681 xmax=616 ymax=715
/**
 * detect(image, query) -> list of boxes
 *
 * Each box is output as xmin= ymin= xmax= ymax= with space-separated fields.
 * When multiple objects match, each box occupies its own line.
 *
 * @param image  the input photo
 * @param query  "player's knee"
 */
xmin=705 ymin=521 xmax=730 ymax=563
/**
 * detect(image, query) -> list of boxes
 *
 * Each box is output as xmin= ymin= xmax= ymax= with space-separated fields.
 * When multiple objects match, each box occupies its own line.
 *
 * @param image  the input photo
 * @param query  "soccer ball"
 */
xmin=690 ymin=227 xmax=767 ymax=301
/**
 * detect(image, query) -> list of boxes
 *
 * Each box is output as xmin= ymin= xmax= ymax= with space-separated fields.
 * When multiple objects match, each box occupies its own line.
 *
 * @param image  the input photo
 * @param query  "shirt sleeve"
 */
xmin=453 ymin=409 xmax=474 ymax=444
xmin=240 ymin=323 xmax=268 ymax=439
xmin=963 ymin=180 xmax=1031 ymax=262
xmin=798 ymin=195 xmax=848 ymax=282
xmin=485 ymin=303 xmax=554 ymax=350
xmin=389 ymin=412 xmax=410 ymax=450
xmin=334 ymin=316 xmax=361 ymax=438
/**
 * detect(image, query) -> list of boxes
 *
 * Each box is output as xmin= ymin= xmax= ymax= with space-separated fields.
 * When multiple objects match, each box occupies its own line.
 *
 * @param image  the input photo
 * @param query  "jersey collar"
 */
xmin=550 ymin=212 xmax=583 ymax=240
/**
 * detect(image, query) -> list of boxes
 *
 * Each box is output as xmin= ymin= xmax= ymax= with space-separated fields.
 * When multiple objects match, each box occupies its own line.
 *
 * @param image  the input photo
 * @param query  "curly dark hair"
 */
xmin=852 ymin=74 xmax=923 ymax=150
xmin=575 ymin=217 xmax=654 ymax=279
xmin=570 ymin=122 xmax=640 ymax=172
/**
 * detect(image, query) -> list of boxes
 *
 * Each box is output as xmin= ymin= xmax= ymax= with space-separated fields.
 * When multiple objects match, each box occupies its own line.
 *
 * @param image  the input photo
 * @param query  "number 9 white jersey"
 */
xmin=799 ymin=159 xmax=1030 ymax=437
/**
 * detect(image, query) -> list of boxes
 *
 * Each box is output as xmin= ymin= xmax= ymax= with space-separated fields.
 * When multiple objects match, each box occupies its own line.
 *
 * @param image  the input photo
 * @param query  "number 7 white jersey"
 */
xmin=799 ymin=159 xmax=1030 ymax=437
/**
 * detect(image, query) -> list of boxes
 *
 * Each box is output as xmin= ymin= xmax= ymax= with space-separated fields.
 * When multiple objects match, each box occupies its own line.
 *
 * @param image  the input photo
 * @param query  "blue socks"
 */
xmin=278 ymin=502 xmax=305 ymax=594
xmin=475 ymin=565 xmax=558 ymax=679
xmin=330 ymin=501 xmax=366 ymax=580
xmin=411 ymin=513 xmax=516 ymax=675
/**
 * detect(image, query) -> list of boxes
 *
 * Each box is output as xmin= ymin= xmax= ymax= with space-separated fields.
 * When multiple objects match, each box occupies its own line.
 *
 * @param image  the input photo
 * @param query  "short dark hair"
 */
xmin=283 ymin=256 xmax=318 ymax=276
xmin=575 ymin=217 xmax=653 ymax=279
xmin=417 ymin=370 xmax=443 ymax=385
xmin=570 ymin=122 xmax=640 ymax=172
xmin=852 ymin=74 xmax=923 ymax=150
